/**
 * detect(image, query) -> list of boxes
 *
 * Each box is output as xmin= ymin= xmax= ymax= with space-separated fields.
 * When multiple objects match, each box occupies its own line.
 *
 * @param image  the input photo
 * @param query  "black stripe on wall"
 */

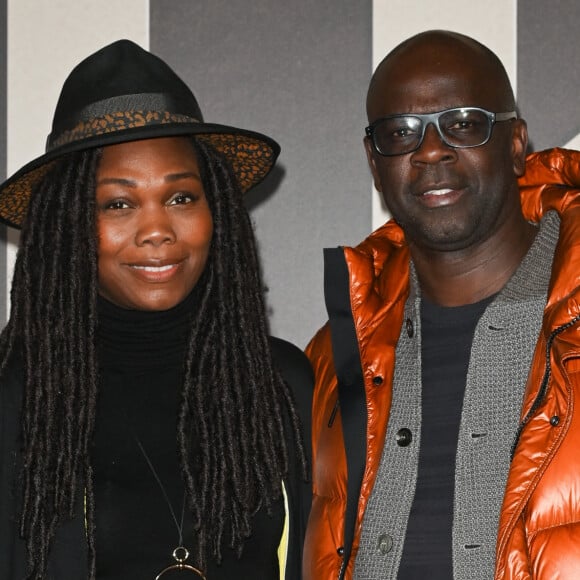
xmin=151 ymin=0 xmax=372 ymax=347
xmin=518 ymin=0 xmax=580 ymax=151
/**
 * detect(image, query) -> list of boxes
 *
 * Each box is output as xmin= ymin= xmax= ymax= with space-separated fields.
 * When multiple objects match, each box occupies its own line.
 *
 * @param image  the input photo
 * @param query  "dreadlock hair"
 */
xmin=0 ymin=138 xmax=306 ymax=578
xmin=178 ymin=140 xmax=306 ymax=567
xmin=0 ymin=148 xmax=101 ymax=578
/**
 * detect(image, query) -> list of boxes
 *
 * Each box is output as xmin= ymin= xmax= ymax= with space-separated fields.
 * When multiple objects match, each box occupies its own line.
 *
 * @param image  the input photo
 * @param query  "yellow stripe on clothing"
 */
xmin=277 ymin=481 xmax=290 ymax=580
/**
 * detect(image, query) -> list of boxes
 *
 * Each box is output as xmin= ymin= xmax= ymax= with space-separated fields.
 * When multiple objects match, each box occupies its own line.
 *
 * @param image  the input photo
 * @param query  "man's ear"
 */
xmin=511 ymin=118 xmax=528 ymax=177
xmin=364 ymin=136 xmax=383 ymax=192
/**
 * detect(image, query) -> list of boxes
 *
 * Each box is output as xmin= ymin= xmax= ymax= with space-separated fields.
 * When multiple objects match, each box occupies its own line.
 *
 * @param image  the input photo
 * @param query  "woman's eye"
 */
xmin=104 ymin=199 xmax=130 ymax=210
xmin=169 ymin=193 xmax=196 ymax=205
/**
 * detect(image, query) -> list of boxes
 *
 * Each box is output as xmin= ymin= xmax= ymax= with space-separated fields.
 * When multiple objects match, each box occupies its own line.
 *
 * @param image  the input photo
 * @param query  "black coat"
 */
xmin=0 ymin=337 xmax=313 ymax=579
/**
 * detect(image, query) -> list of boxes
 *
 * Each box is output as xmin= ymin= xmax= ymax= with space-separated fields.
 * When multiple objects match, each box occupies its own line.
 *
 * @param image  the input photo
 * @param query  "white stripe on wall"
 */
xmin=6 ymin=0 xmax=149 ymax=313
xmin=566 ymin=134 xmax=580 ymax=149
xmin=370 ymin=0 xmax=518 ymax=230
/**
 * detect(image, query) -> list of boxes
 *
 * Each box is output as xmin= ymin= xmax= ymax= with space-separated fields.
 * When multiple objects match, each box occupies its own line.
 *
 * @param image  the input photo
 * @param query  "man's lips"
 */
xmin=416 ymin=186 xmax=464 ymax=208
xmin=422 ymin=188 xmax=453 ymax=196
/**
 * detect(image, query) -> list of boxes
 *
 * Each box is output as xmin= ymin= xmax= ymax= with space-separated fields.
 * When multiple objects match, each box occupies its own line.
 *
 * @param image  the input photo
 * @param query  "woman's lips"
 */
xmin=126 ymin=261 xmax=183 ymax=282
xmin=131 ymin=264 xmax=175 ymax=272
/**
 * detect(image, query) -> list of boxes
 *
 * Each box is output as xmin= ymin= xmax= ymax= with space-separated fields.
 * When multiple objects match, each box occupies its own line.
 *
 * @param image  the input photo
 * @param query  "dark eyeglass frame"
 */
xmin=365 ymin=107 xmax=518 ymax=157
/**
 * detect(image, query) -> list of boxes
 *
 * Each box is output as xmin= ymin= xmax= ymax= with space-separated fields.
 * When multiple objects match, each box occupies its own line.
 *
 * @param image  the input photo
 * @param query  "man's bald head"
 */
xmin=367 ymin=30 xmax=516 ymax=122
xmin=362 ymin=28 xmax=529 ymax=264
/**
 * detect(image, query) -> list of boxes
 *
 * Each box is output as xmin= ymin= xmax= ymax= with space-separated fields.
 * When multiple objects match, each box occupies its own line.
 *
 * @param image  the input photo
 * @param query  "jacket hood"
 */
xmin=350 ymin=147 xmax=580 ymax=333
xmin=518 ymin=149 xmax=580 ymax=332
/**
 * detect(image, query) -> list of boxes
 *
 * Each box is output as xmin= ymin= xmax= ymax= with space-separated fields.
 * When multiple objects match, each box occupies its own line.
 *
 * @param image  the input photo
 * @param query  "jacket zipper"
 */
xmin=510 ymin=313 xmax=580 ymax=459
xmin=328 ymin=399 xmax=340 ymax=428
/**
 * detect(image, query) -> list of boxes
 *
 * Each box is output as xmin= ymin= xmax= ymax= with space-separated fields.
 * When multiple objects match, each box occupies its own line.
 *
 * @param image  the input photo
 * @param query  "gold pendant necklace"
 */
xmin=155 ymin=546 xmax=206 ymax=579
xmin=133 ymin=436 xmax=206 ymax=579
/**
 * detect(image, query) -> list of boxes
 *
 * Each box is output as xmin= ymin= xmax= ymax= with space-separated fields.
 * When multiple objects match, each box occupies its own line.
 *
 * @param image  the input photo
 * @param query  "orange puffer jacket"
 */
xmin=304 ymin=148 xmax=580 ymax=580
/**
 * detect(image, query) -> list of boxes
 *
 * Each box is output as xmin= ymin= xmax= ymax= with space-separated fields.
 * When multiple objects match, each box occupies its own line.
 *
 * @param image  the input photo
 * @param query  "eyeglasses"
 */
xmin=365 ymin=107 xmax=517 ymax=157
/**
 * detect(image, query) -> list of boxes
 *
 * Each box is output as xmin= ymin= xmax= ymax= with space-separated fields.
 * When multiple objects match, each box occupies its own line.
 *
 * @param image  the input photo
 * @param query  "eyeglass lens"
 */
xmin=372 ymin=108 xmax=493 ymax=156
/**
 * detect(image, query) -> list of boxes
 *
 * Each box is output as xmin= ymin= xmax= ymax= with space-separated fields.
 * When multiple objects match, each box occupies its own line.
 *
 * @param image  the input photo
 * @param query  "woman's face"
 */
xmin=96 ymin=136 xmax=213 ymax=311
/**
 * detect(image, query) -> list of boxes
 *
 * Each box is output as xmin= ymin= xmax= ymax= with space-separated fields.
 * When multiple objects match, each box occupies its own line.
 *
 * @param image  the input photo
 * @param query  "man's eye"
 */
xmin=449 ymin=120 xmax=474 ymax=130
xmin=394 ymin=128 xmax=412 ymax=137
xmin=390 ymin=126 xmax=418 ymax=140
xmin=447 ymin=116 xmax=486 ymax=133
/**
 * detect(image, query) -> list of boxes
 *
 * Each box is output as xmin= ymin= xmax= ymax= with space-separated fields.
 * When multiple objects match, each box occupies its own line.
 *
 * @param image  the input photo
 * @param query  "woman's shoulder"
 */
xmin=268 ymin=336 xmax=312 ymax=574
xmin=268 ymin=337 xmax=313 ymax=468
xmin=268 ymin=336 xmax=314 ymax=394
xmin=0 ymin=353 xmax=24 ymax=408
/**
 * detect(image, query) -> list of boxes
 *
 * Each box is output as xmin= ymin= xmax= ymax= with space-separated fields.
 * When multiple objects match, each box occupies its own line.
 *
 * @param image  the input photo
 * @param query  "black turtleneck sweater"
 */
xmin=93 ymin=294 xmax=284 ymax=579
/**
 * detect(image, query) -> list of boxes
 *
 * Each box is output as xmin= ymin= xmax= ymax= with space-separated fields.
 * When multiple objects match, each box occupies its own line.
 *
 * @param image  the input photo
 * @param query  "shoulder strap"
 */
xmin=323 ymin=248 xmax=368 ymax=579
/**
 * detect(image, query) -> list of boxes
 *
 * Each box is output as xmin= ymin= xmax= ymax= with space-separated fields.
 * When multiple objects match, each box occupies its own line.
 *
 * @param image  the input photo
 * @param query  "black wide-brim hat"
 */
xmin=0 ymin=39 xmax=280 ymax=229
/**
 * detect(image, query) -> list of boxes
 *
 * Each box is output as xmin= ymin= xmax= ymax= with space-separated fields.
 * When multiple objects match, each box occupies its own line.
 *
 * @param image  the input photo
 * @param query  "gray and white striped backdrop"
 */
xmin=1 ymin=0 xmax=579 ymax=347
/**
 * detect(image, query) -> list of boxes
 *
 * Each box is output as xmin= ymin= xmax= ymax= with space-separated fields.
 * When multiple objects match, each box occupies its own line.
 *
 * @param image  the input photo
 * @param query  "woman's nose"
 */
xmin=134 ymin=209 xmax=176 ymax=246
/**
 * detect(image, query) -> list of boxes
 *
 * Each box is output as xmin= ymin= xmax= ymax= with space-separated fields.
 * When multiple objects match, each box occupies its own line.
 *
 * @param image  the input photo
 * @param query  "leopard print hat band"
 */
xmin=0 ymin=40 xmax=280 ymax=229
xmin=46 ymin=93 xmax=202 ymax=150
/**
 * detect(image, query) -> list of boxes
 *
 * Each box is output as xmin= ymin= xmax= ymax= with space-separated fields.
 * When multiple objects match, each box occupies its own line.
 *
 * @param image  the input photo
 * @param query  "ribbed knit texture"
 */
xmin=397 ymin=293 xmax=494 ymax=578
xmin=94 ymin=291 xmax=196 ymax=578
xmin=354 ymin=211 xmax=560 ymax=579
xmin=93 ymin=292 xmax=284 ymax=579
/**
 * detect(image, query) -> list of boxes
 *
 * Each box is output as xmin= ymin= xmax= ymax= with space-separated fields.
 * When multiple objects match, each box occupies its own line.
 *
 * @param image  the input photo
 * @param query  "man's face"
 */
xmin=364 ymin=45 xmax=527 ymax=254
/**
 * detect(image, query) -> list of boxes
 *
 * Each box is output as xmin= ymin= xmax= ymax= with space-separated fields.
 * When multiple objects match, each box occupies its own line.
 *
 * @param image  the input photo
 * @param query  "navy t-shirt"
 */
xmin=397 ymin=295 xmax=494 ymax=579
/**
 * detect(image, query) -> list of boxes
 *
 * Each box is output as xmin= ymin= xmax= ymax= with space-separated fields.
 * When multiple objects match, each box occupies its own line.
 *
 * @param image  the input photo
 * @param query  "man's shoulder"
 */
xmin=305 ymin=323 xmax=332 ymax=369
xmin=350 ymin=218 xmax=407 ymax=258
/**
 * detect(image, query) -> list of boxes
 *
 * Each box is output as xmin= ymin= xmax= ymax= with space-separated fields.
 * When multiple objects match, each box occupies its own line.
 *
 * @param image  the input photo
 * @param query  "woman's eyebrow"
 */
xmin=96 ymin=177 xmax=136 ymax=187
xmin=164 ymin=171 xmax=202 ymax=183
xmin=96 ymin=172 xmax=202 ymax=187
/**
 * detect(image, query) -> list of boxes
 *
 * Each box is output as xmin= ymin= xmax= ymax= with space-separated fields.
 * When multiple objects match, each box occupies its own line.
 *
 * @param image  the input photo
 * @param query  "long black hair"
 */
xmin=0 ymin=138 xmax=305 ymax=578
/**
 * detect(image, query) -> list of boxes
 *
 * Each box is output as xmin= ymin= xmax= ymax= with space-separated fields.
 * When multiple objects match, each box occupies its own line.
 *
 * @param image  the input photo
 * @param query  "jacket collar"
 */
xmin=345 ymin=148 xmax=580 ymax=334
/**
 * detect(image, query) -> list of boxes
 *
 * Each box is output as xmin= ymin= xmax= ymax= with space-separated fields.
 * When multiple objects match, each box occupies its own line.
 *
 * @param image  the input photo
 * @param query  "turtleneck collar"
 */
xmin=97 ymin=290 xmax=196 ymax=370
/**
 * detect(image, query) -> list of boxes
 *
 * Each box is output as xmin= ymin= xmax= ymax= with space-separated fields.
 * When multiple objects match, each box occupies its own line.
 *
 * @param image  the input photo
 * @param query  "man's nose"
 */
xmin=412 ymin=122 xmax=457 ymax=164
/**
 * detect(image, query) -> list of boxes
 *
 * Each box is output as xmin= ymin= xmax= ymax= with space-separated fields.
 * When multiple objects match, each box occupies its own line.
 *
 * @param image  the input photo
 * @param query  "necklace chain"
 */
xmin=133 ymin=436 xmax=187 ymax=546
xmin=124 ymin=414 xmax=205 ymax=579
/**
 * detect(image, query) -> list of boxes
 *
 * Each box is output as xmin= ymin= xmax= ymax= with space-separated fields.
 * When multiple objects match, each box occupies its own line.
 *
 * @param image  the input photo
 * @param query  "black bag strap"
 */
xmin=324 ymin=248 xmax=368 ymax=579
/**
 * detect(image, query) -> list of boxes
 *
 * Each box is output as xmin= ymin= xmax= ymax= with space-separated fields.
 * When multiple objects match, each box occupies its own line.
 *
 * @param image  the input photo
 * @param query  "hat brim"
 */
xmin=0 ymin=121 xmax=280 ymax=229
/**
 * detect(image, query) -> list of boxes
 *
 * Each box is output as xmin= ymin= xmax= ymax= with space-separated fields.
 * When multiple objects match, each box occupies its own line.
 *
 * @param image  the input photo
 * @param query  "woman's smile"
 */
xmin=96 ymin=137 xmax=214 ymax=311
xmin=126 ymin=261 xmax=184 ymax=282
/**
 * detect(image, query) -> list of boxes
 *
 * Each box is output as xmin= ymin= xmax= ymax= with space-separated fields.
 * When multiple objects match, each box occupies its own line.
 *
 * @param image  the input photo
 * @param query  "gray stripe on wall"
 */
xmin=151 ymin=0 xmax=372 ymax=347
xmin=517 ymin=0 xmax=580 ymax=151
xmin=0 ymin=0 xmax=7 ymax=325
